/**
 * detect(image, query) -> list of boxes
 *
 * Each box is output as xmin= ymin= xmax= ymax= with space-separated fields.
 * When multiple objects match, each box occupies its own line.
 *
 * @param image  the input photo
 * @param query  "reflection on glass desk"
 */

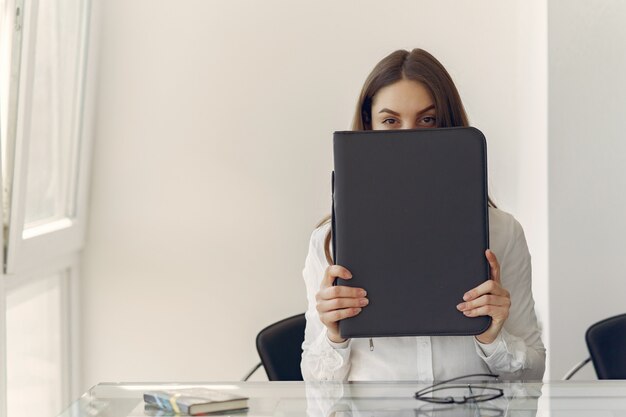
xmin=58 ymin=381 xmax=626 ymax=417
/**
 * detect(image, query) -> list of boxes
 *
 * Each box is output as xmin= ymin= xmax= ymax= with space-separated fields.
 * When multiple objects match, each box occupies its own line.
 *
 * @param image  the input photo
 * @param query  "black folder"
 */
xmin=332 ymin=127 xmax=491 ymax=338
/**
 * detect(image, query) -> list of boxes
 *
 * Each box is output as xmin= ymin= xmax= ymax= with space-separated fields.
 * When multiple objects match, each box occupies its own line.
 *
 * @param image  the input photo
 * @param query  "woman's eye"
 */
xmin=419 ymin=116 xmax=436 ymax=126
xmin=382 ymin=118 xmax=397 ymax=125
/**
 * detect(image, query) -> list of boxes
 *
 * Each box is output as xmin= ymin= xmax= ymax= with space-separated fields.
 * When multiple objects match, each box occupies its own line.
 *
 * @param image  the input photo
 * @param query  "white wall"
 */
xmin=81 ymin=0 xmax=548 ymax=388
xmin=548 ymin=0 xmax=626 ymax=379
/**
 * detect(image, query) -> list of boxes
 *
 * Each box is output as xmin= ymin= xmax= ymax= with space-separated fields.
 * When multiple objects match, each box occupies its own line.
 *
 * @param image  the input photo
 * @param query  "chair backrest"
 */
xmin=256 ymin=313 xmax=306 ymax=381
xmin=586 ymin=313 xmax=626 ymax=379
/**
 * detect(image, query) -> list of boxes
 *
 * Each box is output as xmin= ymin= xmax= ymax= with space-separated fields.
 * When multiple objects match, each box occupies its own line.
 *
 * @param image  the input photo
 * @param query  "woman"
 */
xmin=300 ymin=48 xmax=546 ymax=381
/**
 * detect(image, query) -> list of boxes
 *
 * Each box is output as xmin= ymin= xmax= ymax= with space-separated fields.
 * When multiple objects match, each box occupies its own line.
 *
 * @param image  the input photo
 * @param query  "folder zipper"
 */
xmin=369 ymin=338 xmax=374 ymax=351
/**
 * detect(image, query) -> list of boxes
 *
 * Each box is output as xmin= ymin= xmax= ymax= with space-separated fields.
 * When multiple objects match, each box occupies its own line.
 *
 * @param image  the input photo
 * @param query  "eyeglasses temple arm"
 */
xmin=415 ymin=373 xmax=499 ymax=396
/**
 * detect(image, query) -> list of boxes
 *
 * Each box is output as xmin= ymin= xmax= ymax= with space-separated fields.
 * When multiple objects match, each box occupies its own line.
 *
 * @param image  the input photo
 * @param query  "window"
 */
xmin=6 ymin=272 xmax=67 ymax=417
xmin=3 ymin=0 xmax=92 ymax=273
xmin=0 ymin=1 xmax=93 ymax=416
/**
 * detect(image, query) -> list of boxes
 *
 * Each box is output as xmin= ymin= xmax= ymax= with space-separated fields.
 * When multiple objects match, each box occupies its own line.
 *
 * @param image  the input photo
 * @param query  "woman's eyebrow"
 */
xmin=416 ymin=104 xmax=435 ymax=115
xmin=378 ymin=104 xmax=435 ymax=116
xmin=378 ymin=108 xmax=401 ymax=116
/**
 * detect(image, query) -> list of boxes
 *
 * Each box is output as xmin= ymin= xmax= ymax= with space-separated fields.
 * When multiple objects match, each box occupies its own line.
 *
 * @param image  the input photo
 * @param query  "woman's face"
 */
xmin=370 ymin=78 xmax=436 ymax=130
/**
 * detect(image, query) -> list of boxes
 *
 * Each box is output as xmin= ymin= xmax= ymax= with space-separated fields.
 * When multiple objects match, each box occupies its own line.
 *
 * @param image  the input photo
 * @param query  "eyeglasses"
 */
xmin=414 ymin=373 xmax=503 ymax=404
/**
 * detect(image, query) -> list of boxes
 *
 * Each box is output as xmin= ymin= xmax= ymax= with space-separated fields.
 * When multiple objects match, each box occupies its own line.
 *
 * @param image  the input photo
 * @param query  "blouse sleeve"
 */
xmin=474 ymin=216 xmax=546 ymax=380
xmin=300 ymin=225 xmax=352 ymax=381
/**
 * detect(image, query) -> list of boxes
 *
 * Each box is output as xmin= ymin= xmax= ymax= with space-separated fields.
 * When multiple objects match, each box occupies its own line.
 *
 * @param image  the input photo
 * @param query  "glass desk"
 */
xmin=58 ymin=381 xmax=626 ymax=417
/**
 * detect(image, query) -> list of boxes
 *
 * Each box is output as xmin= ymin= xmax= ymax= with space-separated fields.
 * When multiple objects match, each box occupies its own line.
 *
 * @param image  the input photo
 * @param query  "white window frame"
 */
xmin=4 ymin=0 xmax=93 ymax=274
xmin=0 ymin=232 xmax=6 ymax=417
xmin=3 ymin=254 xmax=81 ymax=417
xmin=1 ymin=0 xmax=95 ymax=416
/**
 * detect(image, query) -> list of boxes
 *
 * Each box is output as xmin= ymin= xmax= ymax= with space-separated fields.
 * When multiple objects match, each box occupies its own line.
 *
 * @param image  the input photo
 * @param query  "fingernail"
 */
xmin=346 ymin=273 xmax=352 ymax=278
xmin=359 ymin=289 xmax=367 ymax=296
xmin=463 ymin=293 xmax=470 ymax=301
xmin=456 ymin=303 xmax=465 ymax=311
xmin=360 ymin=298 xmax=369 ymax=306
xmin=356 ymin=308 xmax=362 ymax=313
xmin=463 ymin=310 xmax=471 ymax=316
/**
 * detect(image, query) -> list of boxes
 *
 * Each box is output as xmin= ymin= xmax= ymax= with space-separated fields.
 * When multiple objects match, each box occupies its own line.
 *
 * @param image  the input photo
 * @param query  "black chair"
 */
xmin=564 ymin=313 xmax=626 ymax=380
xmin=242 ymin=313 xmax=306 ymax=381
xmin=586 ymin=313 xmax=626 ymax=379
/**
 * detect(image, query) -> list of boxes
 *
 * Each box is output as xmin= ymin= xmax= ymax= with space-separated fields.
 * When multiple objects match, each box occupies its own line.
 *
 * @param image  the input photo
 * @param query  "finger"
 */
xmin=318 ymin=285 xmax=367 ymax=301
xmin=463 ymin=280 xmax=508 ymax=301
xmin=485 ymin=249 xmax=501 ymax=283
xmin=317 ymin=297 xmax=369 ymax=314
xmin=457 ymin=294 xmax=510 ymax=311
xmin=462 ymin=304 xmax=509 ymax=321
xmin=321 ymin=265 xmax=353 ymax=289
xmin=321 ymin=307 xmax=363 ymax=325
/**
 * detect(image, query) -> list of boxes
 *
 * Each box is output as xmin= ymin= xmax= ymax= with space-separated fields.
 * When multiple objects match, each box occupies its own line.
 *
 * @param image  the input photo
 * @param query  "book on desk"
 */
xmin=143 ymin=388 xmax=248 ymax=415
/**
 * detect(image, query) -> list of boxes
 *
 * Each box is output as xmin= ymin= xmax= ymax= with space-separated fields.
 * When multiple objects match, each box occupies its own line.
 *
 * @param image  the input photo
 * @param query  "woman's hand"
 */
xmin=456 ymin=249 xmax=511 ymax=345
xmin=316 ymin=265 xmax=368 ymax=343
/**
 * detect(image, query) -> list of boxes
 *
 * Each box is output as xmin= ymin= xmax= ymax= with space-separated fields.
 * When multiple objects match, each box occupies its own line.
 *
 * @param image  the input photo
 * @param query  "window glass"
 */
xmin=23 ymin=0 xmax=82 ymax=227
xmin=6 ymin=272 xmax=66 ymax=417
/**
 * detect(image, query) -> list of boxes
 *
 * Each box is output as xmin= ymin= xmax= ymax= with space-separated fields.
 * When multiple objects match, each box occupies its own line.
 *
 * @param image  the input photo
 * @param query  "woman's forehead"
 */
xmin=372 ymin=79 xmax=434 ymax=113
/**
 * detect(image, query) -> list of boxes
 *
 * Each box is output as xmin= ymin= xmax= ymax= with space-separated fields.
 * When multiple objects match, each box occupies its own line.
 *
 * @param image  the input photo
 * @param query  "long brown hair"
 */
xmin=317 ymin=48 xmax=495 ymax=265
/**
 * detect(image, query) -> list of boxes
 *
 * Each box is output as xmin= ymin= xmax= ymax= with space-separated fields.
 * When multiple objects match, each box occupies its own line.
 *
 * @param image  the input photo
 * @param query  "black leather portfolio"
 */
xmin=332 ymin=127 xmax=491 ymax=338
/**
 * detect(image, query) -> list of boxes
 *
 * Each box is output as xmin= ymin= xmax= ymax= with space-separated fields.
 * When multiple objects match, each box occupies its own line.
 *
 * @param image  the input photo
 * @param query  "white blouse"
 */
xmin=300 ymin=207 xmax=545 ymax=382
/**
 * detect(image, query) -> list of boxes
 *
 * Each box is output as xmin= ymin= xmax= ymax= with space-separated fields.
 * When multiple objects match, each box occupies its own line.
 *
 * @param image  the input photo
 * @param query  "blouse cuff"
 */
xmin=473 ymin=328 xmax=527 ymax=375
xmin=326 ymin=334 xmax=351 ymax=349
xmin=474 ymin=331 xmax=505 ymax=358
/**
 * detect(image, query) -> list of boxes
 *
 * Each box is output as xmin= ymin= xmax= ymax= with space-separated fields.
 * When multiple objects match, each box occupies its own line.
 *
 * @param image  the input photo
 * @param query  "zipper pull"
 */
xmin=369 ymin=338 xmax=374 ymax=351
